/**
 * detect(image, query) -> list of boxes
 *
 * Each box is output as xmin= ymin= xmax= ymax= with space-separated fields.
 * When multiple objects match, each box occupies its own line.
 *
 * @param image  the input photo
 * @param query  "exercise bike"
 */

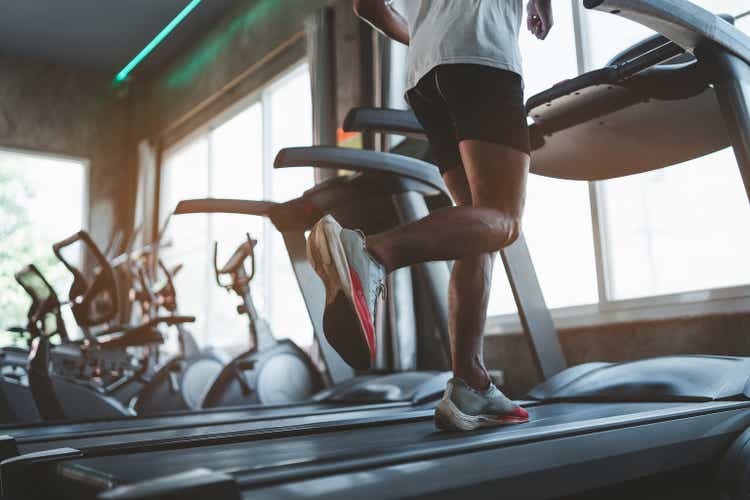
xmin=201 ymin=235 xmax=323 ymax=408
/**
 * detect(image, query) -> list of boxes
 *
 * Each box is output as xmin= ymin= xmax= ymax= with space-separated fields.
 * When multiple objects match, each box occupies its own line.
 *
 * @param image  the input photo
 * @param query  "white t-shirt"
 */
xmin=401 ymin=0 xmax=524 ymax=90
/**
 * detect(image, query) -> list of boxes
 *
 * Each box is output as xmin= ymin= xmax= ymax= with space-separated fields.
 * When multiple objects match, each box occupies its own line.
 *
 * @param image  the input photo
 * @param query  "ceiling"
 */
xmin=0 ymin=0 xmax=240 ymax=78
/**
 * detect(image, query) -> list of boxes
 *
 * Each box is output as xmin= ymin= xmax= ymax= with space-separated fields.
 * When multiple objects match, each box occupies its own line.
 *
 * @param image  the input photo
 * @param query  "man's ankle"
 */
xmin=454 ymin=368 xmax=491 ymax=392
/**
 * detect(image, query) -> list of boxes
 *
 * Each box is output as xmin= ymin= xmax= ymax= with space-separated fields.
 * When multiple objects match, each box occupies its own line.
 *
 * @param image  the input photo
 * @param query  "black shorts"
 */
xmin=405 ymin=64 xmax=530 ymax=175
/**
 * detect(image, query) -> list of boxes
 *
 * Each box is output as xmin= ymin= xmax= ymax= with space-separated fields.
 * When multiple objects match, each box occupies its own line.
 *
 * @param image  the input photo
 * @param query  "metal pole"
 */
xmin=500 ymin=235 xmax=567 ymax=379
xmin=281 ymin=232 xmax=354 ymax=385
xmin=709 ymin=46 xmax=750 ymax=206
xmin=391 ymin=191 xmax=452 ymax=366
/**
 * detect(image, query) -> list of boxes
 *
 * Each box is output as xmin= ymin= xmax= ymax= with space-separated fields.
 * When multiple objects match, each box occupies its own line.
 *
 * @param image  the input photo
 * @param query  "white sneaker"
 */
xmin=434 ymin=378 xmax=530 ymax=431
xmin=307 ymin=215 xmax=386 ymax=370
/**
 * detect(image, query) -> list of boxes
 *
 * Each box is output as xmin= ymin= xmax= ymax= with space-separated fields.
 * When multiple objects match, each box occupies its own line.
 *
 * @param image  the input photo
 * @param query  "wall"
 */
xmin=0 ymin=54 xmax=133 ymax=245
xmin=485 ymin=312 xmax=750 ymax=398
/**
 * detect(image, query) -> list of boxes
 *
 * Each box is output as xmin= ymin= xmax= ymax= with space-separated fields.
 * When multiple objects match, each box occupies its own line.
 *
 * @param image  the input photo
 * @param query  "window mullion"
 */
xmin=571 ymin=0 xmax=612 ymax=304
xmin=570 ymin=0 xmax=589 ymax=74
xmin=588 ymin=182 xmax=612 ymax=303
xmin=261 ymin=91 xmax=274 ymax=323
xmin=204 ymin=131 xmax=214 ymax=346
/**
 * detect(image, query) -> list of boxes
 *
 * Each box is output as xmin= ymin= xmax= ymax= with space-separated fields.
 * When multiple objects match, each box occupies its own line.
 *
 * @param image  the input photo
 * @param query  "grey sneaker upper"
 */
xmin=340 ymin=229 xmax=386 ymax=317
xmin=443 ymin=377 xmax=517 ymax=417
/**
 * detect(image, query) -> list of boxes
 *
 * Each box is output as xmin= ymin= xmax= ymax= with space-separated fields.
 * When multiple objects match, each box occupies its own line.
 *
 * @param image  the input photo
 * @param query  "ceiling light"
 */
xmin=114 ymin=0 xmax=203 ymax=83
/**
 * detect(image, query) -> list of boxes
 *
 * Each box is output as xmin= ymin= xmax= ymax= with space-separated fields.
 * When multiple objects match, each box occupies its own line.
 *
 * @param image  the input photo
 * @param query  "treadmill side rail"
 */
xmin=98 ymin=468 xmax=241 ymax=500
xmin=343 ymin=107 xmax=425 ymax=137
xmin=1 ymin=447 xmax=82 ymax=499
xmin=0 ymin=435 xmax=18 ymax=462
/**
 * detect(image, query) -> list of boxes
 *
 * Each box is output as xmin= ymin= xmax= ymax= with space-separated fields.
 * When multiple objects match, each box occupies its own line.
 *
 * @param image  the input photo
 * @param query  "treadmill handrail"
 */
xmin=343 ymin=107 xmax=426 ymax=138
xmin=274 ymin=146 xmax=448 ymax=198
xmin=174 ymin=199 xmax=279 ymax=216
xmin=583 ymin=0 xmax=750 ymax=66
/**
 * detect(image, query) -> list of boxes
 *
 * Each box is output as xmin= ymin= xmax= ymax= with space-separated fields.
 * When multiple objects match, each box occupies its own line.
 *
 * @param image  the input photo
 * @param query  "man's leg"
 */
xmin=366 ymin=145 xmax=527 ymax=272
xmin=442 ymin=167 xmax=495 ymax=391
xmin=367 ymin=142 xmax=529 ymax=390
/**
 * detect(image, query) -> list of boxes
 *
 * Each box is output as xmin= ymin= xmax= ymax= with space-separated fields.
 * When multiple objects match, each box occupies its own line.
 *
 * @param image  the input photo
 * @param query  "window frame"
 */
xmin=0 ymin=145 xmax=90 ymax=231
xmin=0 ymin=145 xmax=90 ymax=335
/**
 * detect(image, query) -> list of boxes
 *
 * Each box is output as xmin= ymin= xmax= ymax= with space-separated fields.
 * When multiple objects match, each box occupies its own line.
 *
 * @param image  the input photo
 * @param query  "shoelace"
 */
xmin=375 ymin=280 xmax=387 ymax=301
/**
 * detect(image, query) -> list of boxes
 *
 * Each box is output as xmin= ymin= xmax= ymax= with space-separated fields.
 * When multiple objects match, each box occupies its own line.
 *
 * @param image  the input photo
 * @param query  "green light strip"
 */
xmin=115 ymin=0 xmax=203 ymax=82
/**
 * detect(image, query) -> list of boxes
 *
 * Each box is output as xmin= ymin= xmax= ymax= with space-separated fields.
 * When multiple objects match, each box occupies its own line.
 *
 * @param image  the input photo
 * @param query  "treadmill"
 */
xmin=0 ymin=138 xmax=456 ymax=463
xmin=5 ymin=2 xmax=750 ymax=498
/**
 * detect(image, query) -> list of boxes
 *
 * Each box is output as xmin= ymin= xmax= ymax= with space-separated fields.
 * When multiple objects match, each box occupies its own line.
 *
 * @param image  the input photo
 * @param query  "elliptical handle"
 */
xmin=156 ymin=259 xmax=179 ymax=313
xmin=213 ymin=241 xmax=228 ymax=289
xmin=216 ymin=236 xmax=257 ymax=280
xmin=245 ymin=233 xmax=256 ymax=282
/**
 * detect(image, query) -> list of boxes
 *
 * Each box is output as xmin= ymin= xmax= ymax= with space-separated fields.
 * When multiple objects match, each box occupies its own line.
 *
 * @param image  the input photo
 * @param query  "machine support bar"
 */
xmin=388 ymin=268 xmax=418 ymax=371
xmin=710 ymin=48 xmax=750 ymax=206
xmin=500 ymin=235 xmax=567 ymax=379
xmin=281 ymin=232 xmax=355 ymax=385
xmin=392 ymin=191 xmax=452 ymax=366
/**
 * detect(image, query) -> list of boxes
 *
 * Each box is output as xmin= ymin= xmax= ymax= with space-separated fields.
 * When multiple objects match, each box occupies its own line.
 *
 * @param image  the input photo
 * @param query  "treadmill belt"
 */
xmin=19 ymin=404 xmax=414 ymax=454
xmin=4 ymin=401 xmax=410 ymax=443
xmin=59 ymin=401 xmax=742 ymax=486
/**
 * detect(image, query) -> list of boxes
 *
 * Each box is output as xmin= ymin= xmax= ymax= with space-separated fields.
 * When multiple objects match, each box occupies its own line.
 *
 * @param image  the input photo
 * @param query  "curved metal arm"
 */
xmin=156 ymin=260 xmax=179 ymax=313
xmin=583 ymin=0 xmax=750 ymax=65
xmin=274 ymin=146 xmax=448 ymax=198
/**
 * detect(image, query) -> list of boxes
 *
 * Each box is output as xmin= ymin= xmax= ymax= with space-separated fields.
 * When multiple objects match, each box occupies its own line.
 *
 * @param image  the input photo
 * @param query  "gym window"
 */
xmin=159 ymin=63 xmax=314 ymax=353
xmin=0 ymin=148 xmax=88 ymax=342
xmin=491 ymin=1 xmax=750 ymax=333
xmin=388 ymin=1 xmax=750 ymax=333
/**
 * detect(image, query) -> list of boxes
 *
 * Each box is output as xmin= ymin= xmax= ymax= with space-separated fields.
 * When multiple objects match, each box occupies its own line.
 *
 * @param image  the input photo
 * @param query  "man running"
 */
xmin=306 ymin=0 xmax=553 ymax=431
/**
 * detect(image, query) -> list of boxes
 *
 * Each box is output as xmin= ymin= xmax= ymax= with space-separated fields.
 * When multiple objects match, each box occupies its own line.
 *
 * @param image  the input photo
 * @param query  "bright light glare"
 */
xmin=489 ymin=1 xmax=599 ymax=315
xmin=160 ymin=65 xmax=315 ymax=352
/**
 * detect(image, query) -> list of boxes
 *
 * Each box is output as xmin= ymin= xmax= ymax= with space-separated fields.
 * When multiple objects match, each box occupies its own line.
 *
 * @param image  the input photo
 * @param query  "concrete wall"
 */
xmin=0 ymin=55 xmax=134 ymax=245
xmin=486 ymin=312 xmax=750 ymax=398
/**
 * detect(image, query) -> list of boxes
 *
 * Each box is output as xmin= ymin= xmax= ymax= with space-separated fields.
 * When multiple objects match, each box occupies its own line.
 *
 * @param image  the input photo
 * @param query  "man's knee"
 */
xmin=480 ymin=210 xmax=521 ymax=251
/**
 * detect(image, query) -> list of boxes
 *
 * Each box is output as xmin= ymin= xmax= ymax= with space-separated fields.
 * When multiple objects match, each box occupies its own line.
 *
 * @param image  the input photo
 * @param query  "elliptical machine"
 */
xmin=131 ymin=256 xmax=229 ymax=415
xmin=28 ymin=230 xmax=186 ymax=421
xmin=201 ymin=235 xmax=323 ymax=408
xmin=0 ymin=264 xmax=67 ymax=423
